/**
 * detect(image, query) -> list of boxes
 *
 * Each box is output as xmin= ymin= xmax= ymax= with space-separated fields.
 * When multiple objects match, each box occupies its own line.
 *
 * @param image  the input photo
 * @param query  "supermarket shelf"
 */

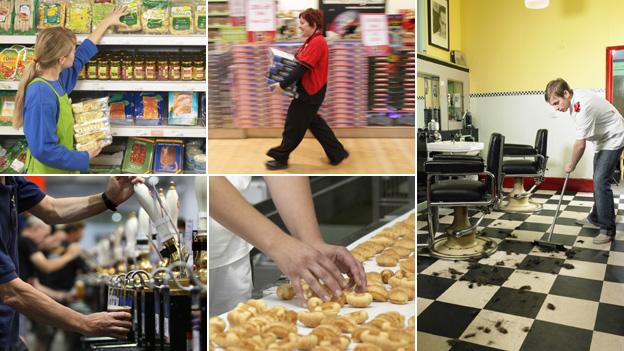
xmin=0 ymin=80 xmax=205 ymax=91
xmin=0 ymin=34 xmax=206 ymax=46
xmin=0 ymin=126 xmax=206 ymax=138
xmin=110 ymin=126 xmax=206 ymax=138
xmin=208 ymin=12 xmax=230 ymax=16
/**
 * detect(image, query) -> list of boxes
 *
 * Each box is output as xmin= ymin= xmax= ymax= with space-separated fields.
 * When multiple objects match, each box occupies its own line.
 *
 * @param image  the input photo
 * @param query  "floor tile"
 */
xmin=578 ymin=227 xmax=601 ymax=238
xmin=417 ymin=297 xmax=434 ymax=315
xmin=538 ymin=232 xmax=577 ymax=246
xmin=496 ymin=240 xmax=535 ymax=255
xmin=508 ymin=230 xmax=544 ymax=242
xmin=590 ymin=331 xmax=624 ymax=351
xmin=417 ymin=332 xmax=452 ymax=351
xmin=516 ymin=222 xmax=552 ymax=232
xmin=565 ymin=205 xmax=593 ymax=212
xmin=574 ymin=237 xmax=614 ymax=250
xmin=548 ymin=224 xmax=582 ymax=236
xmin=595 ymin=303 xmax=624 ymax=336
xmin=417 ymin=301 xmax=481 ymax=339
xmin=611 ymin=240 xmax=624 ymax=252
xmin=535 ymin=190 xmax=557 ymax=195
xmin=526 ymin=215 xmax=556 ymax=224
xmin=502 ymin=269 xmax=557 ymax=294
xmin=607 ymin=251 xmax=624 ymax=266
xmin=500 ymin=213 xmax=532 ymax=222
xmin=558 ymin=259 xmax=607 ymax=281
xmin=461 ymin=264 xmax=515 ymax=287
xmin=420 ymin=259 xmax=471 ymax=280
xmin=549 ymin=275 xmax=603 ymax=301
xmin=459 ymin=309 xmax=533 ymax=351
xmin=437 ymin=280 xmax=501 ymax=309
xmin=480 ymin=227 xmax=514 ymax=240
xmin=558 ymin=210 xmax=588 ymax=220
xmin=478 ymin=251 xmax=527 ymax=269
xmin=418 ymin=274 xmax=457 ymax=300
xmin=568 ymin=200 xmax=595 ymax=207
xmin=484 ymin=287 xmax=546 ymax=319
xmin=418 ymin=255 xmax=438 ymax=273
xmin=520 ymin=320 xmax=593 ymax=351
xmin=599 ymin=281 xmax=624 ymax=307
xmin=563 ymin=247 xmax=609 ymax=264
xmin=517 ymin=255 xmax=565 ymax=275
xmin=604 ymin=264 xmax=624 ymax=283
xmin=488 ymin=219 xmax=523 ymax=230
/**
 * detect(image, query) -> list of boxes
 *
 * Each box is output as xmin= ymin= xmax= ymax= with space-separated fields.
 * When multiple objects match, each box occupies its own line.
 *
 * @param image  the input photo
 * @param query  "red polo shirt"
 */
xmin=295 ymin=31 xmax=328 ymax=96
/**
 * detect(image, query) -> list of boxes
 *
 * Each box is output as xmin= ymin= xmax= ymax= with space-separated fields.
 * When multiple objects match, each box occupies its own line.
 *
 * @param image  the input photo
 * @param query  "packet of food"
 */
xmin=117 ymin=0 xmax=142 ymax=32
xmin=13 ymin=0 xmax=36 ymax=34
xmin=0 ymin=0 xmax=14 ymax=34
xmin=194 ymin=0 xmax=204 ymax=34
xmin=38 ymin=0 xmax=66 ymax=29
xmin=65 ymin=0 xmax=91 ymax=33
xmin=142 ymin=0 xmax=169 ymax=34
xmin=92 ymin=0 xmax=114 ymax=33
xmin=0 ymin=47 xmax=19 ymax=80
xmin=122 ymin=137 xmax=154 ymax=174
xmin=169 ymin=0 xmax=193 ymax=35
xmin=153 ymin=138 xmax=183 ymax=173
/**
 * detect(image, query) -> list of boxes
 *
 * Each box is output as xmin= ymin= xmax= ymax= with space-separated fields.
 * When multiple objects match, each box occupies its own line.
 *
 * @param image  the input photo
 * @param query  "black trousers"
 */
xmin=267 ymin=98 xmax=347 ymax=163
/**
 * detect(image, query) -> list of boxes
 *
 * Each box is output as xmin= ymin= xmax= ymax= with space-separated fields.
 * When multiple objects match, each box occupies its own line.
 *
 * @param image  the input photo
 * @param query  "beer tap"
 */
xmin=134 ymin=182 xmax=182 ymax=267
xmin=169 ymin=261 xmax=207 ymax=351
xmin=136 ymin=208 xmax=153 ymax=272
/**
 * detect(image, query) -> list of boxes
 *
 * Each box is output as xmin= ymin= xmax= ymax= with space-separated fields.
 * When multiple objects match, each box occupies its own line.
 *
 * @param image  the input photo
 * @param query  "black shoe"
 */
xmin=330 ymin=151 xmax=349 ymax=166
xmin=265 ymin=160 xmax=288 ymax=170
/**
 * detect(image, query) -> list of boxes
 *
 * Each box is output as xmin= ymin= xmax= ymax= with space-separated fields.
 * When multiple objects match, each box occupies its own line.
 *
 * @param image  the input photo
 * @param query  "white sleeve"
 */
xmin=575 ymin=103 xmax=594 ymax=140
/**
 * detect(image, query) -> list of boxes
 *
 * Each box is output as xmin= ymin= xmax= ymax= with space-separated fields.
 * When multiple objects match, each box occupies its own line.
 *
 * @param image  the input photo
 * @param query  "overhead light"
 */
xmin=525 ymin=0 xmax=549 ymax=9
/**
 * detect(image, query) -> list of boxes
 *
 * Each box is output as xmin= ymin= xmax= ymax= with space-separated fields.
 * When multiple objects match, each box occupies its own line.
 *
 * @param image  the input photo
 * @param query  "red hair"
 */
xmin=299 ymin=8 xmax=323 ymax=32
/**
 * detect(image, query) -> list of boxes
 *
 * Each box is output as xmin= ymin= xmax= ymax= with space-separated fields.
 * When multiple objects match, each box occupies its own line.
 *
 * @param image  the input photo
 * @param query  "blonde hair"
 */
xmin=545 ymin=78 xmax=573 ymax=102
xmin=13 ymin=27 xmax=77 ymax=129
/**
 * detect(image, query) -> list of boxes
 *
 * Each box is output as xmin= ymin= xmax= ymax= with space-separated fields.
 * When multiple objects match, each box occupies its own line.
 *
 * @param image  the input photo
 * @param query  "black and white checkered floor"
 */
xmin=417 ymin=189 xmax=624 ymax=351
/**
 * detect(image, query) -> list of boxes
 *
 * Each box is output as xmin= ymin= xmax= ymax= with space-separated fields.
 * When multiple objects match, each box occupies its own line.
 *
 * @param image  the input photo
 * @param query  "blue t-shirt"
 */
xmin=23 ymin=39 xmax=98 ymax=172
xmin=0 ymin=177 xmax=46 ymax=349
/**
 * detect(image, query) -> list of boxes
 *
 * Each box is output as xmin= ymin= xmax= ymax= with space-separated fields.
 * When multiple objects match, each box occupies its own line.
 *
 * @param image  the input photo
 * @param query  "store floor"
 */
xmin=417 ymin=189 xmax=624 ymax=351
xmin=208 ymin=138 xmax=415 ymax=173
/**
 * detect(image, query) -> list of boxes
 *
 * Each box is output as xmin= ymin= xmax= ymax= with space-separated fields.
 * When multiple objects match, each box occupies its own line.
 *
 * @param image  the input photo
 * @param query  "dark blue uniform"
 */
xmin=0 ymin=177 xmax=45 ymax=349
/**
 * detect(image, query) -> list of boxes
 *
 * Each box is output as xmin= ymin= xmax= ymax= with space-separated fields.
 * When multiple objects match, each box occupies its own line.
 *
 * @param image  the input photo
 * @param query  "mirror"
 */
xmin=447 ymin=80 xmax=464 ymax=121
xmin=606 ymin=46 xmax=624 ymax=115
xmin=418 ymin=73 xmax=440 ymax=128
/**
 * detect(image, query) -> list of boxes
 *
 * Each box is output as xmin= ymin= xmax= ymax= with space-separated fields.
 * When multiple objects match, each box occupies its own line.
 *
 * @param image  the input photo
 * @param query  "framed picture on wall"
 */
xmin=428 ymin=0 xmax=449 ymax=50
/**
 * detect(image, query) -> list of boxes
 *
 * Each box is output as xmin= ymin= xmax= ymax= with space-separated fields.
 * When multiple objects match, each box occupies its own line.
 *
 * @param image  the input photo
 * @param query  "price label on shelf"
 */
xmin=150 ymin=129 xmax=164 ymax=137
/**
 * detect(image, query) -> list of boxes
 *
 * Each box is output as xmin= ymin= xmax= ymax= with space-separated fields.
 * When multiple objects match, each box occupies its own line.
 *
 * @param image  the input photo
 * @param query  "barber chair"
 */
xmin=424 ymin=133 xmax=504 ymax=260
xmin=499 ymin=129 xmax=548 ymax=213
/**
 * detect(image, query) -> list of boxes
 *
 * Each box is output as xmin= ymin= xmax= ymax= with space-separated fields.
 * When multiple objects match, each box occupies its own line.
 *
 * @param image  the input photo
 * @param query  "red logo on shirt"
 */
xmin=574 ymin=101 xmax=581 ymax=112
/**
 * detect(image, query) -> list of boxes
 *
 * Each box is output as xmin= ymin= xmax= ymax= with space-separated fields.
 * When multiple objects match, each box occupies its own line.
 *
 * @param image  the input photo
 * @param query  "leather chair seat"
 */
xmin=502 ymin=159 xmax=539 ymax=174
xmin=431 ymin=180 xmax=488 ymax=202
xmin=504 ymin=144 xmax=537 ymax=156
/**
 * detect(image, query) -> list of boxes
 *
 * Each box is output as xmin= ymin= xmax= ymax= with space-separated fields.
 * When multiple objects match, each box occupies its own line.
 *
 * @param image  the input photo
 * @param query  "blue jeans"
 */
xmin=589 ymin=147 xmax=624 ymax=233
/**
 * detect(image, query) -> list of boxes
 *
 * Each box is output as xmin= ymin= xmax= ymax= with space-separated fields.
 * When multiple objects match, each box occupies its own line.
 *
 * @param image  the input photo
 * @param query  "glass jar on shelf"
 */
xmin=193 ymin=55 xmax=205 ymax=81
xmin=157 ymin=57 xmax=170 ymax=80
xmin=121 ymin=55 xmax=134 ymax=80
xmin=134 ymin=55 xmax=146 ymax=80
xmin=97 ymin=54 xmax=110 ymax=80
xmin=171 ymin=56 xmax=182 ymax=80
xmin=181 ymin=57 xmax=193 ymax=81
xmin=109 ymin=58 xmax=121 ymax=80
xmin=87 ymin=57 xmax=98 ymax=80
xmin=145 ymin=57 xmax=157 ymax=80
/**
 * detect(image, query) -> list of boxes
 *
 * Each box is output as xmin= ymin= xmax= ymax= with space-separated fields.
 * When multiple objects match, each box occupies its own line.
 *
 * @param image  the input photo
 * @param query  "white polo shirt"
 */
xmin=570 ymin=89 xmax=624 ymax=151
xmin=209 ymin=176 xmax=254 ymax=269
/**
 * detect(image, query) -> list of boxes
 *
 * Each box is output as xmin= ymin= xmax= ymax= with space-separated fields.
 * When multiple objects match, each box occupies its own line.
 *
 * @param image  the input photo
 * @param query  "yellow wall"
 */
xmin=422 ymin=0 xmax=463 ymax=63
xmin=461 ymin=0 xmax=624 ymax=93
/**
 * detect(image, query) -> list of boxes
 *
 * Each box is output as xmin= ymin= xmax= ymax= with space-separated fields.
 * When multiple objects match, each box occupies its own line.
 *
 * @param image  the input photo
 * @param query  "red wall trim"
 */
xmin=503 ymin=176 xmax=593 ymax=193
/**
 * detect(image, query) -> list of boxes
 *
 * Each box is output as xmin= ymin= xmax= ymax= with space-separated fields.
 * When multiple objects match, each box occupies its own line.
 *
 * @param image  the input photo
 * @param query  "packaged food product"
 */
xmin=0 ymin=0 xmax=14 ymax=34
xmin=134 ymin=92 xmax=165 ymax=126
xmin=0 ymin=92 xmax=16 ymax=126
xmin=38 ymin=0 xmax=66 ymax=29
xmin=71 ymin=96 xmax=109 ymax=114
xmin=194 ymin=0 xmax=204 ymax=33
xmin=0 ymin=139 xmax=27 ymax=174
xmin=153 ymin=138 xmax=183 ymax=173
xmin=108 ymin=92 xmax=134 ymax=125
xmin=0 ymin=47 xmax=19 ymax=80
xmin=122 ymin=137 xmax=154 ymax=174
xmin=183 ymin=140 xmax=204 ymax=173
xmin=198 ymin=92 xmax=205 ymax=126
xmin=168 ymin=91 xmax=197 ymax=125
xmin=142 ymin=0 xmax=169 ymax=34
xmin=13 ymin=0 xmax=35 ymax=34
xmin=117 ymin=0 xmax=141 ymax=32
xmin=15 ymin=46 xmax=34 ymax=79
xmin=92 ymin=0 xmax=114 ymax=33
xmin=72 ymin=97 xmax=112 ymax=152
xmin=65 ymin=0 xmax=91 ymax=33
xmin=169 ymin=0 xmax=193 ymax=35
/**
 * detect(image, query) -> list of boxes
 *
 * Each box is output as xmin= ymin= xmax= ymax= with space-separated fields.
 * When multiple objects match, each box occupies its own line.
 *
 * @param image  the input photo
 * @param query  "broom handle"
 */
xmin=547 ymin=172 xmax=571 ymax=242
